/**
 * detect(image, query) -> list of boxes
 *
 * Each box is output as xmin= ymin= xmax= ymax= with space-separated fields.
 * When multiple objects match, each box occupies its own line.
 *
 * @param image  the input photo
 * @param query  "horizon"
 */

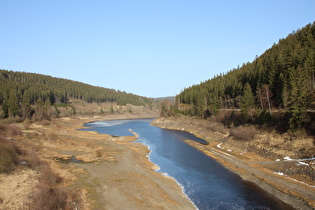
xmin=1 ymin=1 xmax=315 ymax=98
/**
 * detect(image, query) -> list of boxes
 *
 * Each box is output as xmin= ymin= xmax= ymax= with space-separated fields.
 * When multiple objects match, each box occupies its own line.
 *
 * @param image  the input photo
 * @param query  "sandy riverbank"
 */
xmin=152 ymin=116 xmax=315 ymax=210
xmin=0 ymin=113 xmax=196 ymax=209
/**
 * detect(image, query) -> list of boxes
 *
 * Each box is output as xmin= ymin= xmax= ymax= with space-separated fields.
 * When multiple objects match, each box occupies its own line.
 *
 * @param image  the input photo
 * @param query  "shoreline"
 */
xmin=151 ymin=116 xmax=315 ymax=210
xmin=81 ymin=116 xmax=199 ymax=209
xmin=136 ymin=139 xmax=199 ymax=209
xmin=43 ymin=114 xmax=196 ymax=209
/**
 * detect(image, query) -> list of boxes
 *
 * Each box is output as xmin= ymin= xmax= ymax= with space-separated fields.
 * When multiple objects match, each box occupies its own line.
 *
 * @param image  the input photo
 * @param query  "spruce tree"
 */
xmin=7 ymin=90 xmax=19 ymax=117
xmin=241 ymin=83 xmax=256 ymax=120
xmin=287 ymin=66 xmax=311 ymax=130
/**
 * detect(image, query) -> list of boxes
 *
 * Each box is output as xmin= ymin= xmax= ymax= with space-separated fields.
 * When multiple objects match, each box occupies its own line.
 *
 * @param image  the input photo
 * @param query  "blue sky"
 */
xmin=1 ymin=1 xmax=315 ymax=98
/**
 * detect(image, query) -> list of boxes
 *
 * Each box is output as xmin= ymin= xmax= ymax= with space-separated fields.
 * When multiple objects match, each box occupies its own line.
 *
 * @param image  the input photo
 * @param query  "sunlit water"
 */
xmin=81 ymin=119 xmax=293 ymax=210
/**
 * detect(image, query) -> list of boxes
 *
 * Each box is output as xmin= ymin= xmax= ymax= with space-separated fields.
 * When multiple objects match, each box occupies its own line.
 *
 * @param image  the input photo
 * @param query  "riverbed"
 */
xmin=82 ymin=118 xmax=293 ymax=210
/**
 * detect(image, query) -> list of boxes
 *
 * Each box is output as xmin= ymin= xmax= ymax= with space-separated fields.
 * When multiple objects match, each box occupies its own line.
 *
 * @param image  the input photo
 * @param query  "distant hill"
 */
xmin=154 ymin=96 xmax=175 ymax=103
xmin=0 ymin=70 xmax=154 ymax=119
xmin=165 ymin=21 xmax=315 ymax=130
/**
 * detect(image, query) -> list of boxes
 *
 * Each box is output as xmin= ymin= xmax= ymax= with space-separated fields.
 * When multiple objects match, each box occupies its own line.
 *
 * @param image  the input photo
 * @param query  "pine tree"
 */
xmin=287 ymin=66 xmax=311 ymax=130
xmin=7 ymin=90 xmax=19 ymax=117
xmin=241 ymin=83 xmax=256 ymax=120
xmin=21 ymin=90 xmax=31 ymax=119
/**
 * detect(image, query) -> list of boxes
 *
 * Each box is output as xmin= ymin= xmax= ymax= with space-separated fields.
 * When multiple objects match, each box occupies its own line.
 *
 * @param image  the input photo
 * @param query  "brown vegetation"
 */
xmin=229 ymin=125 xmax=259 ymax=141
xmin=0 ymin=121 xmax=81 ymax=209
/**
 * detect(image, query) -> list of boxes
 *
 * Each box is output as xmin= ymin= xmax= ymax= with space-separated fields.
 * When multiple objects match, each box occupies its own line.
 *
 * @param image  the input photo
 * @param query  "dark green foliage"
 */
xmin=0 ymin=70 xmax=154 ymax=119
xmin=7 ymin=90 xmax=19 ymax=117
xmin=175 ymin=21 xmax=315 ymax=130
xmin=287 ymin=66 xmax=311 ymax=130
xmin=241 ymin=83 xmax=255 ymax=118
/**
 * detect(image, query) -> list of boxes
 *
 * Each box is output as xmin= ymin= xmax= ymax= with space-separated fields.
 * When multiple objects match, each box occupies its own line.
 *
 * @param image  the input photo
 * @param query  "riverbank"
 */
xmin=0 ymin=113 xmax=196 ymax=209
xmin=152 ymin=116 xmax=315 ymax=209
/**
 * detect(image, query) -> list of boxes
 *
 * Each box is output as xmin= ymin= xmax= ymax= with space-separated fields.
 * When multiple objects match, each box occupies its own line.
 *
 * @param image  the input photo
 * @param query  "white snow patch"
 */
xmin=288 ymin=177 xmax=315 ymax=188
xmin=274 ymin=172 xmax=284 ymax=176
xmin=284 ymin=156 xmax=293 ymax=161
xmin=297 ymin=162 xmax=309 ymax=166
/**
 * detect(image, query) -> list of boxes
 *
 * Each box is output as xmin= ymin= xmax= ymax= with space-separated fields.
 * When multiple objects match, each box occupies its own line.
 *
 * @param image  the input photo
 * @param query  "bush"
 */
xmin=229 ymin=125 xmax=259 ymax=141
xmin=0 ymin=141 xmax=19 ymax=173
xmin=29 ymin=182 xmax=67 ymax=210
xmin=7 ymin=124 xmax=21 ymax=136
xmin=27 ymin=163 xmax=81 ymax=210
xmin=96 ymin=149 xmax=103 ymax=157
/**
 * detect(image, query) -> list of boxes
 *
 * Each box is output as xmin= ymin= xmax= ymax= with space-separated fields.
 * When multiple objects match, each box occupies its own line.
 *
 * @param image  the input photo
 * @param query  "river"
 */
xmin=81 ymin=118 xmax=293 ymax=210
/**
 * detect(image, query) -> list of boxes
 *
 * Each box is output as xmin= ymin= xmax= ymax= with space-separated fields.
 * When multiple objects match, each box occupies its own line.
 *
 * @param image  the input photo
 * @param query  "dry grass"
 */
xmin=96 ymin=149 xmax=103 ymax=157
xmin=23 ymin=145 xmax=81 ymax=209
xmin=39 ymin=120 xmax=51 ymax=126
xmin=0 ymin=121 xmax=81 ymax=209
xmin=7 ymin=124 xmax=21 ymax=136
xmin=28 ymin=182 xmax=68 ymax=210
xmin=229 ymin=125 xmax=259 ymax=141
xmin=0 ymin=140 xmax=19 ymax=173
xmin=0 ymin=124 xmax=21 ymax=173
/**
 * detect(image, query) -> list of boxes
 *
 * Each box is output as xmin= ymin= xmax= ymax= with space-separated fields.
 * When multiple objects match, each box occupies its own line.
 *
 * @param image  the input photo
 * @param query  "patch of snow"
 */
xmin=220 ymin=151 xmax=233 ymax=157
xmin=274 ymin=172 xmax=284 ymax=176
xmin=275 ymin=159 xmax=281 ymax=161
xmin=240 ymin=149 xmax=247 ymax=155
xmin=227 ymin=149 xmax=232 ymax=152
xmin=284 ymin=156 xmax=293 ymax=161
xmin=217 ymin=143 xmax=223 ymax=149
xmin=273 ymin=171 xmax=315 ymax=188
xmin=287 ymin=177 xmax=315 ymax=188
xmin=296 ymin=162 xmax=309 ymax=166
xmin=280 ymin=156 xmax=315 ymax=162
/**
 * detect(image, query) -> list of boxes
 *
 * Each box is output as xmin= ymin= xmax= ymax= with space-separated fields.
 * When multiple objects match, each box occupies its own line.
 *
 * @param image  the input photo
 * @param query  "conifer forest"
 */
xmin=0 ymin=70 xmax=154 ymax=119
xmin=164 ymin=22 xmax=315 ymax=130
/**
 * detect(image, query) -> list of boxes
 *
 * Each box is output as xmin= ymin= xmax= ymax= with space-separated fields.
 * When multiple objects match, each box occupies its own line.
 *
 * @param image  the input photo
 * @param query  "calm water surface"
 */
xmin=81 ymin=119 xmax=293 ymax=210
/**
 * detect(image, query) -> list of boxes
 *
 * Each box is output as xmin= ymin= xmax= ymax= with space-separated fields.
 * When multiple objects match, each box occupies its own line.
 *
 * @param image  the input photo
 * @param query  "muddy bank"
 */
xmin=0 ymin=113 xmax=196 ymax=209
xmin=152 ymin=116 xmax=315 ymax=209
xmin=46 ymin=115 xmax=196 ymax=209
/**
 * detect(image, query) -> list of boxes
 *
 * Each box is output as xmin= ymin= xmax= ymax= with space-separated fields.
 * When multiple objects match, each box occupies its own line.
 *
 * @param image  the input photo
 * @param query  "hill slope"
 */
xmin=0 ymin=70 xmax=154 ymax=119
xmin=172 ymin=21 xmax=315 ymax=130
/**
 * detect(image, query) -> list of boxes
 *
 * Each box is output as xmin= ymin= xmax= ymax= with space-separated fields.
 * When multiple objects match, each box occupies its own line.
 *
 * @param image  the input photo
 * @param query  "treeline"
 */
xmin=0 ymin=70 xmax=153 ymax=119
xmin=164 ymin=22 xmax=315 ymax=130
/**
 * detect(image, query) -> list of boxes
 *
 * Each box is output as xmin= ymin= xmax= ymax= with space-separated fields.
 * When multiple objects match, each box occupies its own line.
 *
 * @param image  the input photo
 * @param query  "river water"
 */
xmin=81 ymin=119 xmax=293 ymax=210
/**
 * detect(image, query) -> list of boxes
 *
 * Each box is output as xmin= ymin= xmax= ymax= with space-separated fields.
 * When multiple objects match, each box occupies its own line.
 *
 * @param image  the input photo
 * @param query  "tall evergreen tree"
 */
xmin=287 ymin=66 xmax=311 ymax=130
xmin=241 ymin=83 xmax=256 ymax=120
xmin=7 ymin=90 xmax=19 ymax=117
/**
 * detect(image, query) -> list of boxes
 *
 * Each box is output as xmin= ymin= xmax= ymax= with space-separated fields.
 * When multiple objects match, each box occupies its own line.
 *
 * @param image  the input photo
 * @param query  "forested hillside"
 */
xmin=0 ymin=70 xmax=154 ymax=119
xmin=166 ymin=22 xmax=315 ymax=130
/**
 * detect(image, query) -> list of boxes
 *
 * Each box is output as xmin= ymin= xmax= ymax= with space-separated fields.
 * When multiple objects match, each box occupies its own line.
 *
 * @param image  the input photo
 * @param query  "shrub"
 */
xmin=229 ymin=125 xmax=259 ymax=141
xmin=27 ymin=163 xmax=81 ymax=210
xmin=96 ymin=149 xmax=103 ymax=157
xmin=38 ymin=164 xmax=63 ymax=186
xmin=39 ymin=120 xmax=51 ymax=126
xmin=29 ymin=182 xmax=67 ymax=210
xmin=0 ymin=141 xmax=19 ymax=173
xmin=7 ymin=124 xmax=21 ymax=136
